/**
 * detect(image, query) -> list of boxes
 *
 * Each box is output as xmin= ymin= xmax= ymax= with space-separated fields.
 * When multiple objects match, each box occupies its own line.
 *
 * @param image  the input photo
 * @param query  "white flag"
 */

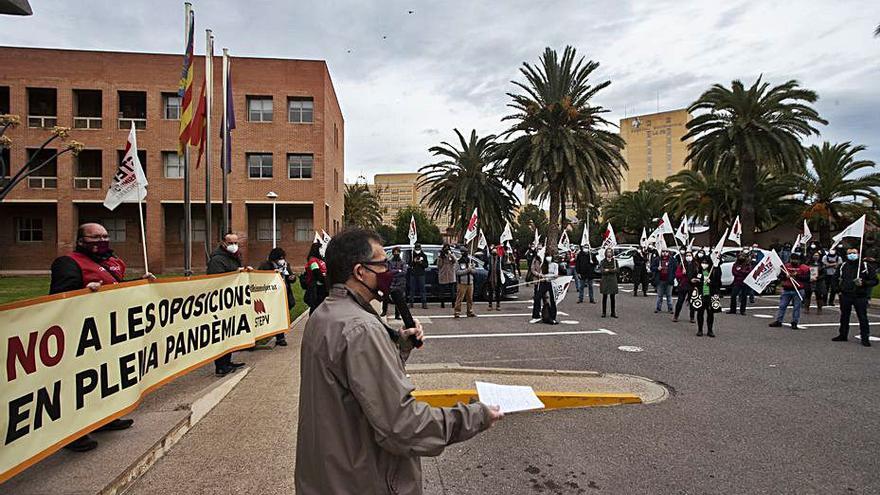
xmin=648 ymin=226 xmax=666 ymax=251
xmin=551 ymin=275 xmax=574 ymax=305
xmin=408 ymin=214 xmax=418 ymax=246
xmin=581 ymin=223 xmax=591 ymax=249
xmin=557 ymin=231 xmax=570 ymax=252
xmin=728 ymin=215 xmax=742 ymax=246
xmin=500 ymin=221 xmax=513 ymax=245
xmin=319 ymin=229 xmax=332 ymax=256
xmin=600 ymin=223 xmax=617 ymax=249
xmin=313 ymin=231 xmax=322 ymax=245
xmin=793 ymin=233 xmax=802 ymax=251
xmin=831 ymin=215 xmax=866 ymax=249
xmin=463 ymin=208 xmax=479 ymax=242
xmin=710 ymin=228 xmax=729 ymax=266
xmin=533 ymin=228 xmax=541 ymax=249
xmin=639 ymin=227 xmax=648 ymax=249
xmin=801 ymin=219 xmax=812 ymax=246
xmin=744 ymin=249 xmax=786 ymax=293
xmin=477 ymin=229 xmax=488 ymax=250
xmin=104 ymin=122 xmax=148 ymax=211
xmin=674 ymin=215 xmax=690 ymax=245
xmin=659 ymin=212 xmax=675 ymax=234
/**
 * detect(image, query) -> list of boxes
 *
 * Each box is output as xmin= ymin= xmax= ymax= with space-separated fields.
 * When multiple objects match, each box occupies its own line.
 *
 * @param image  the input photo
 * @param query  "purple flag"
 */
xmin=222 ymin=61 xmax=236 ymax=173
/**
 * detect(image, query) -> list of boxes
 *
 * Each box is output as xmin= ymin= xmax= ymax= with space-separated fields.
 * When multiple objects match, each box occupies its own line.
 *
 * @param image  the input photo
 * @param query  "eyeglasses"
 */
xmin=361 ymin=260 xmax=390 ymax=270
xmin=83 ymin=234 xmax=110 ymax=240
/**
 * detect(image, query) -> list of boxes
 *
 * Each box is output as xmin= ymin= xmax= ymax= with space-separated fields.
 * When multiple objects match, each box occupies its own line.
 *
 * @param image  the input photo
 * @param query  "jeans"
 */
xmin=838 ymin=294 xmax=870 ymax=341
xmin=533 ymin=281 xmax=557 ymax=322
xmin=655 ymin=281 xmax=673 ymax=311
xmin=569 ymin=266 xmax=581 ymax=292
xmin=578 ymin=276 xmax=595 ymax=302
xmin=775 ymin=289 xmax=803 ymax=323
xmin=729 ymin=284 xmax=748 ymax=314
xmin=409 ymin=274 xmax=426 ymax=306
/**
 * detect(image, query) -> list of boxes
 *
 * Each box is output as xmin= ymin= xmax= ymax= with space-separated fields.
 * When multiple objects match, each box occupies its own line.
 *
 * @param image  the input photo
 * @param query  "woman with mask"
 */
xmin=673 ymin=251 xmax=697 ymax=323
xmin=804 ymin=251 xmax=826 ymax=314
xmin=380 ymin=246 xmax=409 ymax=319
xmin=599 ymin=248 xmax=619 ymax=318
xmin=530 ymin=252 xmax=558 ymax=324
xmin=822 ymin=248 xmax=842 ymax=305
xmin=305 ymin=242 xmax=328 ymax=314
xmin=437 ymin=244 xmax=458 ymax=309
xmin=690 ymin=258 xmax=722 ymax=337
xmin=258 ymin=247 xmax=295 ymax=346
xmin=727 ymin=250 xmax=753 ymax=315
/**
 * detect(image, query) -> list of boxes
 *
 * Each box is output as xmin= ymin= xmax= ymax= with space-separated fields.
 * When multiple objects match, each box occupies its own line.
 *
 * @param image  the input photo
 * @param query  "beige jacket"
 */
xmin=295 ymin=284 xmax=491 ymax=495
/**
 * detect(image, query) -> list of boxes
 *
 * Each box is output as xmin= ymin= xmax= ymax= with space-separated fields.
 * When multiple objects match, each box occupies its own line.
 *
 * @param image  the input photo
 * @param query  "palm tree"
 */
xmin=343 ymin=182 xmax=385 ymax=229
xmin=418 ymin=129 xmax=519 ymax=241
xmin=682 ymin=76 xmax=826 ymax=244
xmin=796 ymin=142 xmax=880 ymax=245
xmin=499 ymin=46 xmax=625 ymax=255
xmin=602 ymin=180 xmax=669 ymax=238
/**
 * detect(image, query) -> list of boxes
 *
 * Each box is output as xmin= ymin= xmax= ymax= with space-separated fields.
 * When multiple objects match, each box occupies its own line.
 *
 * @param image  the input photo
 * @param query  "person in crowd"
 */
xmin=530 ymin=252 xmax=559 ymax=324
xmin=631 ymin=246 xmax=649 ymax=297
xmin=832 ymin=247 xmax=878 ymax=347
xmin=749 ymin=243 xmax=764 ymax=303
xmin=566 ymin=246 xmax=578 ymax=293
xmin=49 ymin=222 xmax=154 ymax=452
xmin=769 ymin=253 xmax=811 ymax=329
xmin=780 ymin=242 xmax=793 ymax=263
xmin=806 ymin=242 xmax=820 ymax=260
xmin=294 ymin=228 xmax=502 ymax=494
xmin=645 ymin=242 xmax=659 ymax=268
xmin=437 ymin=243 xmax=457 ymax=309
xmin=257 ymin=247 xmax=295 ymax=346
xmin=690 ymin=258 xmax=722 ymax=337
xmin=727 ymin=249 xmax=754 ymax=315
xmin=823 ymin=247 xmax=842 ymax=306
xmin=408 ymin=243 xmax=429 ymax=309
xmin=673 ymin=250 xmax=697 ymax=323
xmin=487 ymin=244 xmax=505 ymax=311
xmin=524 ymin=242 xmax=538 ymax=271
xmin=575 ymin=245 xmax=596 ymax=303
xmin=599 ymin=248 xmax=619 ymax=318
xmin=454 ymin=247 xmax=477 ymax=318
xmin=304 ymin=242 xmax=328 ymax=315
xmin=804 ymin=250 xmax=826 ymax=314
xmin=380 ymin=246 xmax=408 ymax=319
xmin=651 ymin=249 xmax=676 ymax=314
xmin=208 ymin=232 xmax=251 ymax=375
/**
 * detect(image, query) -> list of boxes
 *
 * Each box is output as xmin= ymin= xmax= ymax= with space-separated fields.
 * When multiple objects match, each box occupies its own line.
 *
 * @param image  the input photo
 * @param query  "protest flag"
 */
xmin=104 ymin=122 xmax=149 ymax=271
xmin=463 ymin=208 xmax=479 ymax=242
xmin=601 ymin=223 xmax=617 ymax=249
xmin=728 ymin=215 xmax=742 ymax=246
xmin=408 ymin=214 xmax=418 ymax=246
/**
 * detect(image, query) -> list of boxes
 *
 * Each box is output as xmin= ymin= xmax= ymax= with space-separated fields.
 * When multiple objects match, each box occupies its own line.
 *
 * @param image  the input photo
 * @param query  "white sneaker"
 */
xmin=529 ymin=318 xmax=541 ymax=324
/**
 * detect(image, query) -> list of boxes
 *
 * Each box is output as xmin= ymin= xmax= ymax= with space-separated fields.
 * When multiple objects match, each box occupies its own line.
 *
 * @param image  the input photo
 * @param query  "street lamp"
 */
xmin=266 ymin=191 xmax=278 ymax=248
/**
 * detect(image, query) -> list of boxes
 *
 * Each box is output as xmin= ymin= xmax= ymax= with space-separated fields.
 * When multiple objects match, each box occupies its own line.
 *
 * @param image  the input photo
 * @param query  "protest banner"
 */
xmin=0 ymin=271 xmax=290 ymax=482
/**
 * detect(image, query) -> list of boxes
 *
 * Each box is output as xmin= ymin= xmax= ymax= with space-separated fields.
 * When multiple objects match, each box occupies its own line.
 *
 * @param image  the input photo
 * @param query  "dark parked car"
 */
xmin=384 ymin=244 xmax=520 ymax=301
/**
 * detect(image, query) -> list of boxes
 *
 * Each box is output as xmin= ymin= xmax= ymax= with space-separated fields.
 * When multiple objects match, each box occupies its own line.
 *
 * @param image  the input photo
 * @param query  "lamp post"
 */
xmin=266 ymin=191 xmax=278 ymax=248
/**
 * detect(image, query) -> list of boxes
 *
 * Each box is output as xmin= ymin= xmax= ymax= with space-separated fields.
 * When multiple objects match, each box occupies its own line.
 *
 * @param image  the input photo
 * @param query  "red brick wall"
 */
xmin=0 ymin=46 xmax=344 ymax=273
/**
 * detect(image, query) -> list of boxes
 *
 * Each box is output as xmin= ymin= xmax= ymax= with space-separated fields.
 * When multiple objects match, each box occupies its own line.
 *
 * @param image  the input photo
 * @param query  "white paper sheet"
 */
xmin=475 ymin=381 xmax=545 ymax=414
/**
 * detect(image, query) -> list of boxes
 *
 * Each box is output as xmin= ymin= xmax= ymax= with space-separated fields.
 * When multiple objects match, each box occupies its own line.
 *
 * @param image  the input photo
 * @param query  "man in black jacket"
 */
xmin=832 ymin=247 xmax=878 ymax=347
xmin=409 ymin=243 xmax=429 ymax=309
xmin=575 ymin=246 xmax=596 ymax=303
xmin=208 ymin=232 xmax=250 ymax=375
xmin=631 ymin=248 xmax=649 ymax=297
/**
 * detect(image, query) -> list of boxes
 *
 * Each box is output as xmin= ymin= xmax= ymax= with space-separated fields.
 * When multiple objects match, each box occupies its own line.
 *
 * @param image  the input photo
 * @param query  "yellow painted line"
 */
xmin=412 ymin=389 xmax=642 ymax=409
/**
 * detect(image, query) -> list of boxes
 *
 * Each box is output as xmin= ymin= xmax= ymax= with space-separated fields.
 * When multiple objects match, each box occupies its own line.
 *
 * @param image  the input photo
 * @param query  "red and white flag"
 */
xmin=710 ymin=228 xmax=729 ymax=266
xmin=728 ymin=215 xmax=742 ymax=246
xmin=744 ymin=249 xmax=786 ymax=294
xmin=463 ymin=208 xmax=479 ymax=242
xmin=659 ymin=212 xmax=675 ymax=234
xmin=639 ymin=227 xmax=648 ymax=249
xmin=500 ymin=221 xmax=513 ymax=245
xmin=801 ymin=219 xmax=812 ymax=246
xmin=408 ymin=214 xmax=418 ymax=246
xmin=601 ymin=223 xmax=617 ymax=249
xmin=104 ymin=122 xmax=148 ymax=211
xmin=674 ymin=215 xmax=690 ymax=245
xmin=477 ymin=229 xmax=488 ymax=250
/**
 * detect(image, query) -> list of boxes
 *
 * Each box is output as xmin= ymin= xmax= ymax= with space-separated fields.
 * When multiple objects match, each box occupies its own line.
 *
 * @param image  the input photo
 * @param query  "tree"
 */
xmin=499 ymin=46 xmax=625 ymax=256
xmin=602 ymin=180 xmax=669 ymax=239
xmin=375 ymin=224 xmax=397 ymax=245
xmin=796 ymin=142 xmax=880 ymax=245
xmin=512 ymin=204 xmax=548 ymax=253
xmin=393 ymin=206 xmax=442 ymax=245
xmin=418 ymin=129 xmax=519 ymax=242
xmin=343 ymin=182 xmax=385 ymax=230
xmin=682 ymin=76 xmax=826 ymax=245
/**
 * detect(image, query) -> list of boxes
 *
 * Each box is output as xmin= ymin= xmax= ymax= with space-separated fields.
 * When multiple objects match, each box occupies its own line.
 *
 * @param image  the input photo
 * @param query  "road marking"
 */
xmin=753 ymin=314 xmax=774 ymax=319
xmin=798 ymin=322 xmax=879 ymax=328
xmin=429 ymin=312 xmax=568 ymax=319
xmin=618 ymin=345 xmax=643 ymax=352
xmin=560 ymin=320 xmax=579 ymax=325
xmin=426 ymin=328 xmax=617 ymax=339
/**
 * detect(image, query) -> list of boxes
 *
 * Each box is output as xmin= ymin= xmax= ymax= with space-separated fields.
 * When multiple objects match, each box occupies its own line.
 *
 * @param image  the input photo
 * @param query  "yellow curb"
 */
xmin=412 ymin=389 xmax=642 ymax=410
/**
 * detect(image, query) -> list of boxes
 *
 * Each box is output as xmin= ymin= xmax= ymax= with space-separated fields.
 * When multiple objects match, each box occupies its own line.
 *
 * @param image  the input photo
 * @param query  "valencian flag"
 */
xmin=177 ymin=6 xmax=195 ymax=154
xmin=104 ymin=122 xmax=148 ymax=210
xmin=728 ymin=215 xmax=742 ymax=246
xmin=463 ymin=208 xmax=479 ymax=242
xmin=408 ymin=214 xmax=418 ymax=246
xmin=191 ymin=80 xmax=208 ymax=167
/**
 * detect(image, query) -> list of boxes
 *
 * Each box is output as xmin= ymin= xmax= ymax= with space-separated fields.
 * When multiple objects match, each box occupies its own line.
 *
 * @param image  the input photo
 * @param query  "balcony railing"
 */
xmin=27 ymin=115 xmax=58 ymax=128
xmin=28 ymin=176 xmax=57 ymax=189
xmin=118 ymin=118 xmax=146 ymax=130
xmin=74 ymin=116 xmax=103 ymax=129
xmin=73 ymin=176 xmax=103 ymax=189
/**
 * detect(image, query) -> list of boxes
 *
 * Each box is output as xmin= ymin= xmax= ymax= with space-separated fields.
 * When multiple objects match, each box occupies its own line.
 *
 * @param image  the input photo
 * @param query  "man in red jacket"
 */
xmin=769 ymin=253 xmax=811 ymax=330
xmin=49 ymin=222 xmax=155 ymax=452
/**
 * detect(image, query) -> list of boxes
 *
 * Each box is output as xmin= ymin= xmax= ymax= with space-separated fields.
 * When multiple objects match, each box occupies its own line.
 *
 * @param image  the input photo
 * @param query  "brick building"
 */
xmin=0 ymin=46 xmax=344 ymax=274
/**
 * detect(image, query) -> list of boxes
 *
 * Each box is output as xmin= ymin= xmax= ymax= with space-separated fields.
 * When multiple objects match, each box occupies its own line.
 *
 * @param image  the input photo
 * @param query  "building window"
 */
xmin=288 ymin=153 xmax=313 ymax=179
xmin=1 ymin=148 xmax=10 ymax=179
xmin=247 ymin=96 xmax=273 ymax=122
xmin=163 ymin=152 xmax=184 ymax=178
xmin=73 ymin=89 xmax=103 ymax=129
xmin=118 ymin=91 xmax=147 ymax=129
xmin=257 ymin=218 xmax=281 ymax=241
xmin=163 ymin=93 xmax=182 ymax=120
xmin=102 ymin=218 xmax=126 ymax=242
xmin=26 ymin=148 xmax=57 ymax=189
xmin=27 ymin=87 xmax=57 ymax=128
xmin=74 ymin=150 xmax=103 ymax=189
xmin=180 ymin=218 xmax=207 ymax=242
xmin=247 ymin=153 xmax=273 ymax=178
xmin=118 ymin=149 xmax=147 ymax=179
xmin=334 ymin=169 xmax=339 ymax=192
xmin=0 ymin=86 xmax=9 ymax=114
xmin=295 ymin=218 xmax=313 ymax=241
xmin=16 ymin=218 xmax=43 ymax=242
xmin=287 ymin=97 xmax=314 ymax=123
xmin=334 ymin=123 xmax=338 ymax=148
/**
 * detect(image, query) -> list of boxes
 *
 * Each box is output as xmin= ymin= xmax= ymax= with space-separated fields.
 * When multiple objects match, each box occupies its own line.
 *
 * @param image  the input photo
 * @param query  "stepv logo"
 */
xmin=253 ymin=299 xmax=267 ymax=314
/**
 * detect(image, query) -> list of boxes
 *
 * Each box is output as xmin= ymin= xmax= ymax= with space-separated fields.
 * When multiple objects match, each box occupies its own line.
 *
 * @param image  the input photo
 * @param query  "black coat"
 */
xmin=575 ymin=251 xmax=596 ymax=278
xmin=207 ymin=246 xmax=242 ymax=274
xmin=839 ymin=260 xmax=878 ymax=298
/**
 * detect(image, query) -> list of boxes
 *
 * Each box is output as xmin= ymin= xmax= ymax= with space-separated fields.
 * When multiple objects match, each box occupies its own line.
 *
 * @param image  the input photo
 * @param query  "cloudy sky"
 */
xmin=2 ymin=0 xmax=878 ymax=184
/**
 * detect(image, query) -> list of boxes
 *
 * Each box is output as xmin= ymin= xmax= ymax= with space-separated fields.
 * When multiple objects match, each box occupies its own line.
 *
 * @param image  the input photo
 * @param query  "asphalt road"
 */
xmin=409 ymin=285 xmax=880 ymax=494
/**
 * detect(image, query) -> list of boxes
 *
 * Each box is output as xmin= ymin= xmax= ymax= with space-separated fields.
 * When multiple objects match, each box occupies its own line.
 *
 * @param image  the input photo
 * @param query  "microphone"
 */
xmin=389 ymin=288 xmax=423 ymax=348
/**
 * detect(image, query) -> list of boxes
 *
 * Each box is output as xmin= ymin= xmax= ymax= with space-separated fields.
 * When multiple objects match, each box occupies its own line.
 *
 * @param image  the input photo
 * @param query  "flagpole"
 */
xmin=221 ymin=48 xmax=230 ymax=235
xmin=204 ymin=29 xmax=214 ymax=263
xmin=137 ymin=192 xmax=149 ymax=274
xmin=182 ymin=2 xmax=193 ymax=276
